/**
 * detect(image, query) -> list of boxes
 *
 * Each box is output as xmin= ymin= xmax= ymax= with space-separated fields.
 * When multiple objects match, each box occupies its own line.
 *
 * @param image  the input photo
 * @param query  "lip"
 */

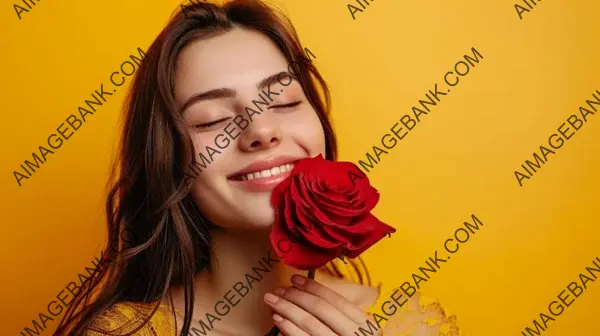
xmin=228 ymin=155 xmax=302 ymax=192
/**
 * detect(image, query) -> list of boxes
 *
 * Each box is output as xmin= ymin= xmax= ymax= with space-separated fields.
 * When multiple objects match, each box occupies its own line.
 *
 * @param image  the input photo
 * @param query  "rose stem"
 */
xmin=265 ymin=269 xmax=316 ymax=336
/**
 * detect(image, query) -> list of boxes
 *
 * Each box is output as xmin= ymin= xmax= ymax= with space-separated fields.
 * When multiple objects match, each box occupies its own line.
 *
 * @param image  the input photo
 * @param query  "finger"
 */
xmin=275 ymin=286 xmax=358 ymax=335
xmin=291 ymin=274 xmax=368 ymax=324
xmin=357 ymin=318 xmax=384 ymax=336
xmin=272 ymin=314 xmax=310 ymax=336
xmin=264 ymin=292 xmax=336 ymax=336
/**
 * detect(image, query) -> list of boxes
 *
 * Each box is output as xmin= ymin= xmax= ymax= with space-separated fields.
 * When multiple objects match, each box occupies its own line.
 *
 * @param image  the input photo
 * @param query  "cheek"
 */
xmin=282 ymin=109 xmax=327 ymax=154
xmin=190 ymin=171 xmax=218 ymax=201
xmin=189 ymin=172 xmax=229 ymax=224
xmin=187 ymin=136 xmax=229 ymax=206
xmin=189 ymin=131 xmax=235 ymax=171
xmin=190 ymin=132 xmax=215 ymax=152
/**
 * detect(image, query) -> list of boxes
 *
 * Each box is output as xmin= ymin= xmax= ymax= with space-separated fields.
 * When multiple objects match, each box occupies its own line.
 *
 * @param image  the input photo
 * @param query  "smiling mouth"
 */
xmin=229 ymin=163 xmax=295 ymax=181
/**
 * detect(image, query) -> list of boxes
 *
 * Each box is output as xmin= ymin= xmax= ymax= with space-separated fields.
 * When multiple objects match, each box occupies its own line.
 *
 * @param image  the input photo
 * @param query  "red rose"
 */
xmin=269 ymin=154 xmax=396 ymax=270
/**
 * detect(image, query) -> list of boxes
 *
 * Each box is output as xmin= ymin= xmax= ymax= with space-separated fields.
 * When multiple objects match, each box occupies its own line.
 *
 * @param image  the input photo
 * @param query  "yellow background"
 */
xmin=1 ymin=0 xmax=599 ymax=335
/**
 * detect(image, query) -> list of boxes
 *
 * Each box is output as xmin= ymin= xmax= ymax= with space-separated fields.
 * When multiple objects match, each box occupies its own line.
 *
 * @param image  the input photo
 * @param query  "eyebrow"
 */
xmin=179 ymin=72 xmax=296 ymax=115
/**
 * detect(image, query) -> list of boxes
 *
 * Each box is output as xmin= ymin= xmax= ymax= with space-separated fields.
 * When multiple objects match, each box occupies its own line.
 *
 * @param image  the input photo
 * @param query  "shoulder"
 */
xmin=83 ymin=301 xmax=176 ymax=336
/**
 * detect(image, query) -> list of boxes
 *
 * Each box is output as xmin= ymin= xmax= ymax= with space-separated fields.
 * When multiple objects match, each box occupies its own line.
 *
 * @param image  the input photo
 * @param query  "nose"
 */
xmin=237 ymin=112 xmax=282 ymax=152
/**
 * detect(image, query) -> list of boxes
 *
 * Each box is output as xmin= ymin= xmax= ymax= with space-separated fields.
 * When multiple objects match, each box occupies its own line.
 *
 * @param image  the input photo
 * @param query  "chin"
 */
xmin=231 ymin=193 xmax=276 ymax=229
xmin=247 ymin=212 xmax=275 ymax=231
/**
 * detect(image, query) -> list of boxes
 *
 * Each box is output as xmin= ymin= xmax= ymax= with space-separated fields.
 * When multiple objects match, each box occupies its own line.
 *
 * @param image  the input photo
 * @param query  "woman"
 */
xmin=56 ymin=1 xmax=459 ymax=335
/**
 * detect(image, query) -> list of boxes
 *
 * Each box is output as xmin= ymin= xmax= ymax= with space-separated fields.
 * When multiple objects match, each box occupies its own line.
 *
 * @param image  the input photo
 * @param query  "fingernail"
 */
xmin=273 ymin=314 xmax=283 ymax=323
xmin=273 ymin=287 xmax=286 ymax=296
xmin=264 ymin=293 xmax=279 ymax=304
xmin=291 ymin=274 xmax=306 ymax=286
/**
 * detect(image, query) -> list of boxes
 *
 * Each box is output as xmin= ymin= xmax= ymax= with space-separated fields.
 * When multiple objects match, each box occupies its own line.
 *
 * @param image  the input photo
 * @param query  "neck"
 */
xmin=171 ymin=226 xmax=302 ymax=335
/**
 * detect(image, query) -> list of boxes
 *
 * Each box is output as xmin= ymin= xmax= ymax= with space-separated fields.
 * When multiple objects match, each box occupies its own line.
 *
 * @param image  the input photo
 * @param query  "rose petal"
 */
xmin=271 ymin=173 xmax=293 ymax=207
xmin=307 ymin=216 xmax=352 ymax=247
xmin=308 ymin=183 xmax=358 ymax=222
xmin=270 ymin=226 xmax=340 ymax=270
xmin=295 ymin=209 xmax=340 ymax=249
xmin=283 ymin=180 xmax=341 ymax=249
xmin=343 ymin=214 xmax=396 ymax=258
xmin=319 ymin=214 xmax=381 ymax=236
xmin=295 ymin=179 xmax=339 ymax=226
xmin=291 ymin=154 xmax=323 ymax=179
xmin=294 ymin=176 xmax=320 ymax=207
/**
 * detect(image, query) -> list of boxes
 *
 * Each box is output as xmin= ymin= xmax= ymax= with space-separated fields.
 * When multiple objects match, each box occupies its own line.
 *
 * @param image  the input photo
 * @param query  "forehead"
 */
xmin=175 ymin=28 xmax=290 ymax=95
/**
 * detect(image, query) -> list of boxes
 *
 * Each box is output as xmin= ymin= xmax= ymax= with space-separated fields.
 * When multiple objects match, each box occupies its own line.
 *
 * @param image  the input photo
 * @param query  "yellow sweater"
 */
xmin=84 ymin=302 xmax=177 ymax=336
xmin=83 ymin=293 xmax=460 ymax=336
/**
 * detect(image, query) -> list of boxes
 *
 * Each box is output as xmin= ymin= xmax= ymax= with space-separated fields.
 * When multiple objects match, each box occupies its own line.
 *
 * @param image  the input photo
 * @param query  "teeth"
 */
xmin=241 ymin=163 xmax=295 ymax=180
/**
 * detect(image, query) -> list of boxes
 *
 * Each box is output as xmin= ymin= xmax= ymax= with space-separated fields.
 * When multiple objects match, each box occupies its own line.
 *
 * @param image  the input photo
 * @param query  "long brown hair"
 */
xmin=55 ymin=1 xmax=371 ymax=335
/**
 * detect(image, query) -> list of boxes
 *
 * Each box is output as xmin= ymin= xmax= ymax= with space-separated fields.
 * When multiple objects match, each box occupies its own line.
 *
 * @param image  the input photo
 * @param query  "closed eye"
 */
xmin=194 ymin=117 xmax=231 ymax=129
xmin=269 ymin=101 xmax=302 ymax=110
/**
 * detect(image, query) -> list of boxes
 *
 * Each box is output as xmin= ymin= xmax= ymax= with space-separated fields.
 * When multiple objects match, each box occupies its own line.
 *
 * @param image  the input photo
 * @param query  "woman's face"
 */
xmin=174 ymin=28 xmax=326 ymax=230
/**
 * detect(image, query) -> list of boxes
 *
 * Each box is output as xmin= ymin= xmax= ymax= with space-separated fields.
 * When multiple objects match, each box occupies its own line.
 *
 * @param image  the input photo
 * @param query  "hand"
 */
xmin=263 ymin=274 xmax=381 ymax=336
